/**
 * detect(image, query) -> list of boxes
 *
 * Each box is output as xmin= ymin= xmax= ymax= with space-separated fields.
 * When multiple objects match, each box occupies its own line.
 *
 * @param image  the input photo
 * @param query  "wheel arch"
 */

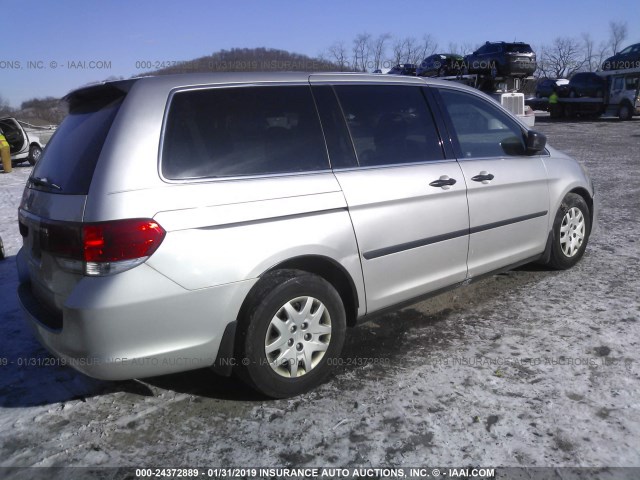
xmin=264 ymin=255 xmax=360 ymax=327
xmin=568 ymin=187 xmax=594 ymax=226
xmin=541 ymin=187 xmax=594 ymax=265
xmin=212 ymin=255 xmax=361 ymax=377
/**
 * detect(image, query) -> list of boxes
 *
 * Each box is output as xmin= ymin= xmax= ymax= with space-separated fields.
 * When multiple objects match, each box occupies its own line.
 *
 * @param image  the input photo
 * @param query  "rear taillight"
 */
xmin=82 ymin=219 xmax=166 ymax=276
xmin=28 ymin=218 xmax=165 ymax=276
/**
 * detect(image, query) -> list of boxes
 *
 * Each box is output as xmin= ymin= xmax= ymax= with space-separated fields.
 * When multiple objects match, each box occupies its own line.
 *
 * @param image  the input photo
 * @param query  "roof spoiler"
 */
xmin=63 ymin=79 xmax=138 ymax=111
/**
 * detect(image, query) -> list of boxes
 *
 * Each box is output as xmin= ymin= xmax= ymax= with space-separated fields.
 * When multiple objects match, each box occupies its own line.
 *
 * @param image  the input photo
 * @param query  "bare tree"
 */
xmin=582 ymin=33 xmax=612 ymax=72
xmin=391 ymin=37 xmax=409 ymax=65
xmin=404 ymin=37 xmax=424 ymax=65
xmin=447 ymin=41 xmax=475 ymax=56
xmin=352 ymin=33 xmax=372 ymax=72
xmin=327 ymin=41 xmax=349 ymax=71
xmin=609 ymin=21 xmax=628 ymax=54
xmin=539 ymin=37 xmax=586 ymax=78
xmin=371 ymin=33 xmax=391 ymax=71
xmin=0 ymin=94 xmax=13 ymax=117
xmin=416 ymin=34 xmax=438 ymax=64
xmin=581 ymin=33 xmax=599 ymax=72
xmin=390 ymin=37 xmax=429 ymax=66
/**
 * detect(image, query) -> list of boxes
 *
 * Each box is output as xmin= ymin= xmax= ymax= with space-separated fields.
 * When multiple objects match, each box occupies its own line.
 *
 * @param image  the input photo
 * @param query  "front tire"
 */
xmin=545 ymin=193 xmax=591 ymax=270
xmin=618 ymin=103 xmax=633 ymax=121
xmin=28 ymin=145 xmax=42 ymax=165
xmin=235 ymin=270 xmax=346 ymax=398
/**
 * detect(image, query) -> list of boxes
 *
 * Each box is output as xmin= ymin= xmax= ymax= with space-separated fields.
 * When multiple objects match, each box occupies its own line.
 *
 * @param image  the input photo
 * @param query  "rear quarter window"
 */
xmin=161 ymin=86 xmax=329 ymax=180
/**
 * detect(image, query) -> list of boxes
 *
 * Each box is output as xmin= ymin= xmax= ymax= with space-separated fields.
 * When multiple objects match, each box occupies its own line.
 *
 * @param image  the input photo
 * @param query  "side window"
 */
xmin=613 ymin=77 xmax=624 ymax=90
xmin=625 ymin=76 xmax=639 ymax=90
xmin=333 ymin=85 xmax=444 ymax=167
xmin=162 ymin=86 xmax=329 ymax=180
xmin=438 ymin=88 xmax=526 ymax=158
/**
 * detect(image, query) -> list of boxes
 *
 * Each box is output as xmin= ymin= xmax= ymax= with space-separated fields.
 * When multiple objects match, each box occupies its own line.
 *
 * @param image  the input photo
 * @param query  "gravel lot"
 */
xmin=0 ymin=118 xmax=638 ymax=471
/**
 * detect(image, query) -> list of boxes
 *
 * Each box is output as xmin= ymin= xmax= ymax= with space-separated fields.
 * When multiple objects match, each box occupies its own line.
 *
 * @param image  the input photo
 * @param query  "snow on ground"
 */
xmin=0 ymin=119 xmax=638 ymax=470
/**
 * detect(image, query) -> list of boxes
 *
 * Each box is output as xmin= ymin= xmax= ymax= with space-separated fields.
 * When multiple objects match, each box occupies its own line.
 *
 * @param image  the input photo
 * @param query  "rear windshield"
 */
xmin=30 ymin=92 xmax=124 ymax=195
xmin=505 ymin=44 xmax=533 ymax=54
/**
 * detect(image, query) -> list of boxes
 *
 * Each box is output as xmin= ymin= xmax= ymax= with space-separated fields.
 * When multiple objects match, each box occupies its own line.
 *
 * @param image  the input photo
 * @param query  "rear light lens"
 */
xmin=83 ymin=220 xmax=165 ymax=263
xmin=24 ymin=217 xmax=166 ymax=276
xmin=82 ymin=219 xmax=166 ymax=276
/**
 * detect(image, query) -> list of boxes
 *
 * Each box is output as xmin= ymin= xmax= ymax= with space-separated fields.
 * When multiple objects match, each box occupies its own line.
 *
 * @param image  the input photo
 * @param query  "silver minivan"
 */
xmin=17 ymin=72 xmax=596 ymax=398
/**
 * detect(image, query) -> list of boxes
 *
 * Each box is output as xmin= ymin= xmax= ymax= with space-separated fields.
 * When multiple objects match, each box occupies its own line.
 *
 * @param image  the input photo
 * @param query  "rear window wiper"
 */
xmin=30 ymin=176 xmax=63 ymax=191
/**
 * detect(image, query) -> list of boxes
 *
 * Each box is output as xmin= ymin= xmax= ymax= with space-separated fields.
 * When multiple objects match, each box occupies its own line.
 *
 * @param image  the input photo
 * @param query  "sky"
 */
xmin=1 ymin=0 xmax=639 ymax=108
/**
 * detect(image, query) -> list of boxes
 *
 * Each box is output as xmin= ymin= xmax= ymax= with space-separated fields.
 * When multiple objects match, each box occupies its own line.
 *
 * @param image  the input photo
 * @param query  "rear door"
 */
xmin=432 ymin=87 xmax=550 ymax=277
xmin=312 ymin=82 xmax=469 ymax=313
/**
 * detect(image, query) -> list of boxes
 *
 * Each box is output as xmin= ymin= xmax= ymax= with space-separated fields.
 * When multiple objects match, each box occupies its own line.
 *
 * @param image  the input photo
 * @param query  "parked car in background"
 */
xmin=602 ymin=43 xmax=640 ymax=71
xmin=17 ymin=73 xmax=595 ymax=398
xmin=559 ymin=72 xmax=607 ymax=98
xmin=417 ymin=54 xmax=464 ymax=77
xmin=0 ymin=117 xmax=45 ymax=165
xmin=535 ymin=78 xmax=569 ymax=98
xmin=464 ymin=41 xmax=537 ymax=78
xmin=387 ymin=64 xmax=417 ymax=76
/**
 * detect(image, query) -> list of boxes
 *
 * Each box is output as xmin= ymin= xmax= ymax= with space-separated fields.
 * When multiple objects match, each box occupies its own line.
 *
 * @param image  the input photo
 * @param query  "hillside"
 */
xmin=3 ymin=48 xmax=346 ymax=124
xmin=141 ymin=47 xmax=346 ymax=76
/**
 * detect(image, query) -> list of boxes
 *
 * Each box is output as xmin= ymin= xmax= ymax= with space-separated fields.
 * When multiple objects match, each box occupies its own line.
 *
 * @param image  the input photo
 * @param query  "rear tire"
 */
xmin=544 ymin=193 xmax=591 ymax=270
xmin=235 ymin=269 xmax=346 ymax=398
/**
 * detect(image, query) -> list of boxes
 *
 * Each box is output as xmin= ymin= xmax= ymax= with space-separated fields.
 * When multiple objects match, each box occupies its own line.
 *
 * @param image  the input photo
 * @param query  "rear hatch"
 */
xmin=505 ymin=43 xmax=536 ymax=73
xmin=18 ymin=81 xmax=134 ymax=329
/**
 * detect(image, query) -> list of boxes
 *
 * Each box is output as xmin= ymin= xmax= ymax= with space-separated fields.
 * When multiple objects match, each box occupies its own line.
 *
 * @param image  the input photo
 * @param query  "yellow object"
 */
xmin=0 ymin=134 xmax=12 ymax=173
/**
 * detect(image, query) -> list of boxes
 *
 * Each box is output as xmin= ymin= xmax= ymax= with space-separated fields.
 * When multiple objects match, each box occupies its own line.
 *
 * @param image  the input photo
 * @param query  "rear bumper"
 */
xmin=17 ymin=249 xmax=255 ymax=380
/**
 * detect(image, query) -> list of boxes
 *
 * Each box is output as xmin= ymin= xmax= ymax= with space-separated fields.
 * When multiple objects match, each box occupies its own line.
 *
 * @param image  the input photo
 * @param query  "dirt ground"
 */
xmin=0 ymin=117 xmax=638 ymax=471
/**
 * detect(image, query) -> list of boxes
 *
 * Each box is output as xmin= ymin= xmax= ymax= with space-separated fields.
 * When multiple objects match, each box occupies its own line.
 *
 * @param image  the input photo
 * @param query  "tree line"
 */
xmin=321 ymin=20 xmax=631 ymax=78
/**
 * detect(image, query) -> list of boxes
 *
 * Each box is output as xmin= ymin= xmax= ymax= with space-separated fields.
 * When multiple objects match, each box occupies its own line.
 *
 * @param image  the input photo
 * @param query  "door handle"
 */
xmin=429 ymin=176 xmax=457 ymax=189
xmin=471 ymin=172 xmax=495 ymax=183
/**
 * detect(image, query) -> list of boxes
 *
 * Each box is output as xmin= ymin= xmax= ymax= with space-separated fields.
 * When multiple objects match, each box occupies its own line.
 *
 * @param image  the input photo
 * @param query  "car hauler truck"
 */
xmin=442 ymin=74 xmax=537 ymax=126
xmin=527 ymin=67 xmax=640 ymax=120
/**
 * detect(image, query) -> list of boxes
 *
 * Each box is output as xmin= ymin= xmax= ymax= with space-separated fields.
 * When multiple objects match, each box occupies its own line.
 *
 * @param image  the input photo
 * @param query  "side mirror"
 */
xmin=526 ymin=130 xmax=546 ymax=154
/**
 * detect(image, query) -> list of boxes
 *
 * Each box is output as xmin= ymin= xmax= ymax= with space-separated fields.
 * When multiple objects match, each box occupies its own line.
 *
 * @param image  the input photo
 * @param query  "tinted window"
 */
xmin=162 ymin=86 xmax=328 ymax=179
xmin=438 ymin=89 xmax=526 ymax=158
xmin=31 ymin=95 xmax=123 ymax=195
xmin=334 ymin=85 xmax=444 ymax=167
xmin=311 ymin=86 xmax=358 ymax=169
xmin=505 ymin=44 xmax=533 ymax=53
